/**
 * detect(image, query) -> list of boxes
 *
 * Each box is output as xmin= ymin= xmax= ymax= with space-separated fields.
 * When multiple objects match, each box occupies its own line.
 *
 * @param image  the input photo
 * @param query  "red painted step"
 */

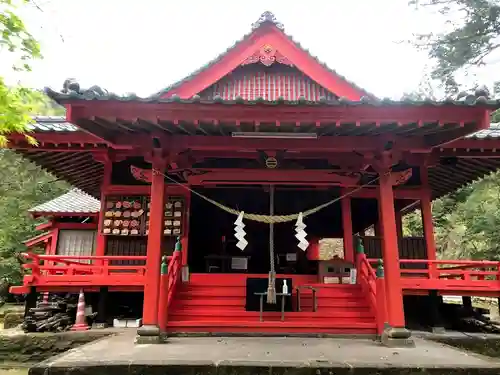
xmin=166 ymin=320 xmax=377 ymax=335
xmin=177 ymin=287 xmax=365 ymax=298
xmin=169 ymin=308 xmax=373 ymax=317
xmin=167 ymin=274 xmax=377 ymax=334
xmin=173 ymin=299 xmax=370 ymax=309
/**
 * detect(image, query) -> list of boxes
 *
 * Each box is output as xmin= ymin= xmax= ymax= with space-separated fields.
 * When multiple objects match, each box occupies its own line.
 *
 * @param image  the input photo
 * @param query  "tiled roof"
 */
xmin=149 ymin=11 xmax=376 ymax=100
xmin=467 ymin=123 xmax=500 ymax=139
xmin=29 ymin=188 xmax=100 ymax=214
xmin=29 ymin=116 xmax=78 ymax=132
xmin=43 ymin=88 xmax=500 ymax=109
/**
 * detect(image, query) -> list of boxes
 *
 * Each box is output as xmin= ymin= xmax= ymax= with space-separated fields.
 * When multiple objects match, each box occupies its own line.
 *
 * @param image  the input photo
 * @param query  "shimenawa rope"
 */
xmin=151 ymin=169 xmax=385 ymax=224
xmin=151 ymin=168 xmax=387 ymax=305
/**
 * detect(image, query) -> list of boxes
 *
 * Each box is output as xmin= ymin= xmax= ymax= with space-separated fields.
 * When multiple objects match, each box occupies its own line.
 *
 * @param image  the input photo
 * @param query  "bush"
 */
xmin=4 ymin=312 xmax=23 ymax=329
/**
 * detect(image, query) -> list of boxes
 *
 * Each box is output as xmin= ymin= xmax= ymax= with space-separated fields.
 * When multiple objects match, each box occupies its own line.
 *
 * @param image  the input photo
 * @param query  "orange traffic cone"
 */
xmin=71 ymin=289 xmax=89 ymax=331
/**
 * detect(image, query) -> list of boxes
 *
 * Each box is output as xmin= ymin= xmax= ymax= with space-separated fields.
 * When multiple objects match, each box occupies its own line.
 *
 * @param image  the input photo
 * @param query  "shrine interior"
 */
xmin=187 ymin=186 xmax=380 ymax=274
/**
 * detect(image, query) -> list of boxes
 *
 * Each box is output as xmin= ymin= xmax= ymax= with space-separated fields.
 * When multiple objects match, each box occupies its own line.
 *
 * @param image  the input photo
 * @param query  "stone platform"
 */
xmin=29 ymin=331 xmax=500 ymax=375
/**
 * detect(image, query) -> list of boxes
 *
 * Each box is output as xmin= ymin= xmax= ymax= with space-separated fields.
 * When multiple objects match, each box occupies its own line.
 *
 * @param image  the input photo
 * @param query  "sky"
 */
xmin=1 ymin=0 xmax=497 ymax=99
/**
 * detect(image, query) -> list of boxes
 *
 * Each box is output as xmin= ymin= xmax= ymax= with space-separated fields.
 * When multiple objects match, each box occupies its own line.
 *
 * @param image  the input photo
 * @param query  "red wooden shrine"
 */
xmin=8 ymin=11 xmax=500 ymax=342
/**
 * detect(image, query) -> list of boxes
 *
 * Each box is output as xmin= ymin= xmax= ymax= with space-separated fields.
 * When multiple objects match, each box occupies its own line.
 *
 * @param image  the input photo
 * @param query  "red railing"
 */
xmin=357 ymin=253 xmax=386 ymax=335
xmin=167 ymin=251 xmax=182 ymax=307
xmin=158 ymin=251 xmax=183 ymax=332
xmin=362 ymin=258 xmax=500 ymax=294
xmin=357 ymin=253 xmax=376 ymax=311
xmin=20 ymin=252 xmax=147 ymax=287
xmin=398 ymin=259 xmax=500 ymax=281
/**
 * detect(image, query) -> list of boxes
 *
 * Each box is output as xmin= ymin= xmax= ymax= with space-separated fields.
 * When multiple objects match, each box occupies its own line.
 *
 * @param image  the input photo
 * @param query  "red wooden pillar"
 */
xmin=95 ymin=156 xmax=112 ymax=258
xmin=341 ymin=189 xmax=354 ymax=263
xmin=378 ymin=172 xmax=410 ymax=341
xmin=49 ymin=229 xmax=59 ymax=256
xmin=420 ymin=167 xmax=437 ymax=262
xmin=181 ymin=191 xmax=191 ymax=267
xmin=137 ymin=157 xmax=166 ymax=342
xmin=158 ymin=256 xmax=169 ymax=335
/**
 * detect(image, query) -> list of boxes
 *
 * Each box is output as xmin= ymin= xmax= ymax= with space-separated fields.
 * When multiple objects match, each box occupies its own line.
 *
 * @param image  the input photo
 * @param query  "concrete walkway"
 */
xmin=30 ymin=331 xmax=500 ymax=375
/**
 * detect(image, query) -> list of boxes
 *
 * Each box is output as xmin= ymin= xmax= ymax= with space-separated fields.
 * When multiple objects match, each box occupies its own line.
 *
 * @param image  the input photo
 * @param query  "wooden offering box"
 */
xmin=102 ymin=196 xmax=147 ymax=236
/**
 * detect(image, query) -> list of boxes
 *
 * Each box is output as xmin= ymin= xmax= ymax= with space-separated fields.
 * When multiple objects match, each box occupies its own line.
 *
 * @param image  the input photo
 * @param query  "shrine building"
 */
xmin=8 ymin=12 xmax=500 ymax=344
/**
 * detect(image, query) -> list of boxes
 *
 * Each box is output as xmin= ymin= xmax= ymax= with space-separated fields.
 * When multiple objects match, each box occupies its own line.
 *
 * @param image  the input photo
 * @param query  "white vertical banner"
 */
xmin=349 ymin=268 xmax=357 ymax=284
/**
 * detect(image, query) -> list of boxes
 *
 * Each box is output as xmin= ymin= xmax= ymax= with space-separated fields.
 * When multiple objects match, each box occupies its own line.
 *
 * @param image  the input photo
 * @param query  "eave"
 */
xmin=42 ymin=92 xmax=498 ymax=145
xmin=8 ymin=117 xmax=500 ymax=200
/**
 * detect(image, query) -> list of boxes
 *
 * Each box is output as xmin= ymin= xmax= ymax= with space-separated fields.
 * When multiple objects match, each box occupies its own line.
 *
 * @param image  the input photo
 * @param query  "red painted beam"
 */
xmin=35 ymin=221 xmax=54 ymax=231
xmin=440 ymin=139 xmax=500 ymax=150
xmin=188 ymin=169 xmax=361 ymax=185
xmin=152 ymin=135 xmax=428 ymax=153
xmin=31 ymin=212 xmax=98 ymax=219
xmin=65 ymin=101 xmax=485 ymax=126
xmin=8 ymin=132 xmax=106 ymax=144
xmin=435 ymin=150 xmax=500 ymax=158
xmin=54 ymin=222 xmax=97 ymax=230
xmin=351 ymin=188 xmax=424 ymax=200
xmin=24 ymin=231 xmax=54 ymax=248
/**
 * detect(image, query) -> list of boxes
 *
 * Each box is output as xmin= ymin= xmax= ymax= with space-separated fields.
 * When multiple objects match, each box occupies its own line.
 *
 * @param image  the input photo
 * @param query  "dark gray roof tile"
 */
xmin=29 ymin=188 xmax=100 ymax=214
xmin=43 ymin=88 xmax=500 ymax=109
xmin=29 ymin=116 xmax=78 ymax=132
xmin=467 ymin=123 xmax=500 ymax=139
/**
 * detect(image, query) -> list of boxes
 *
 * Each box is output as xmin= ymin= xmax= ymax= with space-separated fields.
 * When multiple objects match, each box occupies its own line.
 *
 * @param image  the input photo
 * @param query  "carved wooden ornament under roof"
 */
xmin=251 ymin=11 xmax=284 ymax=30
xmin=241 ymin=44 xmax=293 ymax=67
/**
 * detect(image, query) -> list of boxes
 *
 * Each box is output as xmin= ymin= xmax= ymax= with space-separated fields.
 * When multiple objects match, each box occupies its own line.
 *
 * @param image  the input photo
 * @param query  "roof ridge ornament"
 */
xmin=252 ymin=11 xmax=284 ymax=30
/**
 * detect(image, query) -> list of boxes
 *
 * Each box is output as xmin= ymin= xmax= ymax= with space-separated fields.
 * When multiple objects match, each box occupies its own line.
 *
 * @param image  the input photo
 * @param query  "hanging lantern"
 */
xmin=295 ymin=212 xmax=309 ymax=251
xmin=234 ymin=211 xmax=248 ymax=250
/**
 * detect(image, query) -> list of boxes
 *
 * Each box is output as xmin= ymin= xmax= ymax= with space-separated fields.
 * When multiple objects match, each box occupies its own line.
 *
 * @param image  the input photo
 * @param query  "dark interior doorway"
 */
xmin=188 ymin=186 xmax=378 ymax=274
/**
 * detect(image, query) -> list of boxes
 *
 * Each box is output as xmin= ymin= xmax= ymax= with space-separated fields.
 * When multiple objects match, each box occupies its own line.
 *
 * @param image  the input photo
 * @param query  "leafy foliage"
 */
xmin=0 ymin=149 xmax=68 ymax=285
xmin=0 ymin=0 xmax=42 ymax=146
xmin=402 ymin=172 xmax=500 ymax=260
xmin=0 ymin=87 xmax=67 ymax=299
xmin=410 ymin=0 xmax=500 ymax=93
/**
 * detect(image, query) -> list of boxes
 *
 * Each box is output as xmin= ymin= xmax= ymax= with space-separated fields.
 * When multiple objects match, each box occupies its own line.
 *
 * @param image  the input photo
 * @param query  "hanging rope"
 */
xmin=267 ymin=185 xmax=276 ymax=304
xmin=152 ymin=169 xmax=386 ymax=224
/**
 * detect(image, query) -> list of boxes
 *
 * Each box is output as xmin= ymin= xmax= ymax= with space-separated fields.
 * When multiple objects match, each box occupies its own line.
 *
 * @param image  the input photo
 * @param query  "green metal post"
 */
xmin=355 ymin=236 xmax=365 ymax=254
xmin=175 ymin=237 xmax=182 ymax=252
xmin=376 ymin=259 xmax=384 ymax=278
xmin=160 ymin=255 xmax=168 ymax=275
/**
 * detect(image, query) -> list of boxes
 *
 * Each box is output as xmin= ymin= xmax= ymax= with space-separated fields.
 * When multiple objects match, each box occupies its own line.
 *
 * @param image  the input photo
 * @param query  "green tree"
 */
xmin=0 ymin=89 xmax=67 ymax=301
xmin=0 ymin=150 xmax=69 ymax=285
xmin=410 ymin=0 xmax=500 ymax=93
xmin=0 ymin=0 xmax=42 ymax=146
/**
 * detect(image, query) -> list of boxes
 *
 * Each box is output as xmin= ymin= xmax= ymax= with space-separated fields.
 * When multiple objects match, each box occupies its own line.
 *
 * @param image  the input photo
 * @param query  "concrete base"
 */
xmin=380 ymin=327 xmax=415 ymax=347
xmin=135 ymin=335 xmax=162 ymax=344
xmin=137 ymin=324 xmax=160 ymax=336
xmin=380 ymin=334 xmax=415 ymax=348
xmin=29 ymin=333 xmax=500 ymax=375
xmin=91 ymin=322 xmax=108 ymax=329
xmin=432 ymin=326 xmax=446 ymax=334
xmin=136 ymin=324 xmax=161 ymax=344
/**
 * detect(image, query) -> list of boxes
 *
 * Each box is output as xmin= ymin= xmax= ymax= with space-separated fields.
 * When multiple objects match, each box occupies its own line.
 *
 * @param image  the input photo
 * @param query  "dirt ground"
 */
xmin=0 ymin=369 xmax=28 ymax=375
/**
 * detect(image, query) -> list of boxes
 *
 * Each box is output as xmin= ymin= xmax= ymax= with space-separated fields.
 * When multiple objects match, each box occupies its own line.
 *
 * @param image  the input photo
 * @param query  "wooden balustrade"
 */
xmin=362 ymin=257 xmax=500 ymax=293
xmin=398 ymin=259 xmax=500 ymax=280
xmin=20 ymin=252 xmax=147 ymax=287
xmin=358 ymin=236 xmax=427 ymax=269
xmin=167 ymin=251 xmax=182 ymax=307
xmin=356 ymin=252 xmax=386 ymax=335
